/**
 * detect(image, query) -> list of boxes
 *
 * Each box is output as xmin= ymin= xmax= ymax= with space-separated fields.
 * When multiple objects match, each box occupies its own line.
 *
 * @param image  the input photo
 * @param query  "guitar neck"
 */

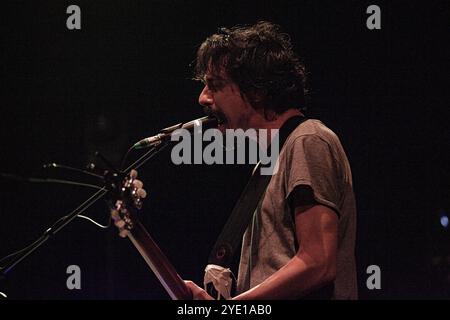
xmin=127 ymin=220 xmax=191 ymax=300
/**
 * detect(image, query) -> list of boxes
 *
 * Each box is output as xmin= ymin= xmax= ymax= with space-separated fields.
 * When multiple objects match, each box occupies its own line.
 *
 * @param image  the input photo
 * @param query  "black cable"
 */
xmin=0 ymin=141 xmax=170 ymax=273
xmin=125 ymin=143 xmax=169 ymax=172
xmin=120 ymin=146 xmax=135 ymax=171
xmin=0 ymin=172 xmax=103 ymax=190
xmin=0 ymin=188 xmax=107 ymax=274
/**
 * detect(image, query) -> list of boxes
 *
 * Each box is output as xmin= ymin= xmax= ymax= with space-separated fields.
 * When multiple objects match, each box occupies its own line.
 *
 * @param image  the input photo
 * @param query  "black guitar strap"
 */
xmin=206 ymin=116 xmax=308 ymax=281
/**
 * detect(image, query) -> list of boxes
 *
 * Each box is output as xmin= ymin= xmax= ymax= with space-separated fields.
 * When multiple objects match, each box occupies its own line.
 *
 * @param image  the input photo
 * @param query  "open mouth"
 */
xmin=203 ymin=106 xmax=227 ymax=127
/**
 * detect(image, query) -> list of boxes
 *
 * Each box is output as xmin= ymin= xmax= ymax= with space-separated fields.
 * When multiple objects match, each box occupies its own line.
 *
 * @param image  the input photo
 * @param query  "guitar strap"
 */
xmin=204 ymin=115 xmax=308 ymax=299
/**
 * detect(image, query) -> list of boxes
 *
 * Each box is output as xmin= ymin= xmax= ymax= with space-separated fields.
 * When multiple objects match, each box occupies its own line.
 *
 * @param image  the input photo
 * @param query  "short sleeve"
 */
xmin=284 ymin=134 xmax=342 ymax=216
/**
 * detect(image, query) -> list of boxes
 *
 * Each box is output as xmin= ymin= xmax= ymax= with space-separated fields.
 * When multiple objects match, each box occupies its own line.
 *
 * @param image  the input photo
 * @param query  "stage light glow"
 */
xmin=440 ymin=215 xmax=449 ymax=228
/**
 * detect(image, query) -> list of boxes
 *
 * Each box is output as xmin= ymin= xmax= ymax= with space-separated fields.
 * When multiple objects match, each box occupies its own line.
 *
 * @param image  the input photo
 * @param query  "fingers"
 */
xmin=183 ymin=280 xmax=214 ymax=300
xmin=184 ymin=280 xmax=200 ymax=295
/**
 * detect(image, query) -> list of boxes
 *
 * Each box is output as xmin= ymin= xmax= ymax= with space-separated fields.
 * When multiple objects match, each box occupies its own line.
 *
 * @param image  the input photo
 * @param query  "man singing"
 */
xmin=184 ymin=21 xmax=358 ymax=300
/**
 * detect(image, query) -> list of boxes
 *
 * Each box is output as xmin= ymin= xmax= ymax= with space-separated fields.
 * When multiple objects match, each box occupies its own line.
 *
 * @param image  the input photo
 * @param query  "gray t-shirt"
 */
xmin=236 ymin=119 xmax=358 ymax=299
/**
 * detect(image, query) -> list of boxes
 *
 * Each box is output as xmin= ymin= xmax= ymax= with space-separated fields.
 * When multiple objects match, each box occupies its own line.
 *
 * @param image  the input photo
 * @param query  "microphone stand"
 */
xmin=0 ymin=142 xmax=169 ymax=282
xmin=0 ymin=188 xmax=107 ymax=277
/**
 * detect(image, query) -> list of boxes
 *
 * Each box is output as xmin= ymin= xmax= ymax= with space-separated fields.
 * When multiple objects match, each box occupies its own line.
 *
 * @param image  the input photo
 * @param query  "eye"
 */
xmin=208 ymin=82 xmax=218 ymax=92
xmin=203 ymin=76 xmax=226 ymax=92
xmin=201 ymin=79 xmax=215 ymax=92
xmin=208 ymin=80 xmax=225 ymax=92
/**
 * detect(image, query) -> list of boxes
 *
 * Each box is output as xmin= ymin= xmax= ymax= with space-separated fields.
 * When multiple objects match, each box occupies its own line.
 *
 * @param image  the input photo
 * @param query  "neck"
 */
xmin=250 ymin=108 xmax=304 ymax=147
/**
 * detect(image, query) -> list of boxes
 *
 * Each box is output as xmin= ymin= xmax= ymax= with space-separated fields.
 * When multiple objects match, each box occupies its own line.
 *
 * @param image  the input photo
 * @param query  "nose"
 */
xmin=198 ymin=85 xmax=214 ymax=107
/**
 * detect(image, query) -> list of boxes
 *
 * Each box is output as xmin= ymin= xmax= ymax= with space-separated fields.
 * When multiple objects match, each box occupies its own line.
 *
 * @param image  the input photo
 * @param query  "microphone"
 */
xmin=133 ymin=116 xmax=218 ymax=149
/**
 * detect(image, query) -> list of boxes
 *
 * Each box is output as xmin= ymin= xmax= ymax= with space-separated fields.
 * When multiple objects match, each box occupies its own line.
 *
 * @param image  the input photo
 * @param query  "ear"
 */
xmin=245 ymin=88 xmax=267 ymax=109
xmin=245 ymin=89 xmax=278 ymax=121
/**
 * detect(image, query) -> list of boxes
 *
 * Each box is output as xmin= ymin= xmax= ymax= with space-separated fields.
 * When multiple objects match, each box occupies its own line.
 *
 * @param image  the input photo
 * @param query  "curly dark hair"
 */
xmin=195 ymin=21 xmax=307 ymax=114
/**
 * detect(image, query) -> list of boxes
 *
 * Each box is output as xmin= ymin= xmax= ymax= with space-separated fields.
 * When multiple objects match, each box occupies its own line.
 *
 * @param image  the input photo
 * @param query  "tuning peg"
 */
xmin=131 ymin=186 xmax=147 ymax=199
xmin=133 ymin=197 xmax=143 ymax=210
xmin=136 ymin=188 xmax=147 ymax=199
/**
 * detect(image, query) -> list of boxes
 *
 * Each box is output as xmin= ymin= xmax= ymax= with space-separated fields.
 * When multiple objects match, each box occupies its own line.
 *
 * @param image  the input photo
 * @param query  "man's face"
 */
xmin=198 ymin=73 xmax=257 ymax=132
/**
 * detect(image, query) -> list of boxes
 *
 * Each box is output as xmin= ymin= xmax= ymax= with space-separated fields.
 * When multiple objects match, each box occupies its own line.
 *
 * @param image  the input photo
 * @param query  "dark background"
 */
xmin=0 ymin=0 xmax=448 ymax=299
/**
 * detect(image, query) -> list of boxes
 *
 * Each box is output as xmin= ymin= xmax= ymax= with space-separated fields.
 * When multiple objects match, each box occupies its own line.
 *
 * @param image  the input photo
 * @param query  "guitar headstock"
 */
xmin=107 ymin=171 xmax=191 ymax=300
xmin=109 ymin=169 xmax=147 ymax=237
